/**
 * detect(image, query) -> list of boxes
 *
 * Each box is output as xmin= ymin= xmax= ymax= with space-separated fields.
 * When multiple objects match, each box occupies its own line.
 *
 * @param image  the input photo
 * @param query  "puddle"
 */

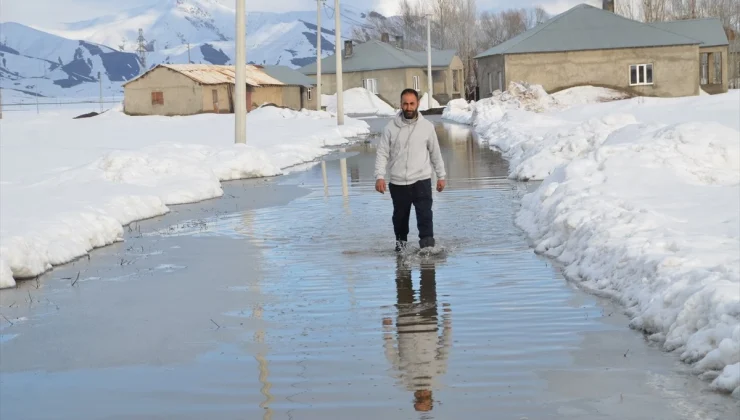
xmin=0 ymin=118 xmax=737 ymax=419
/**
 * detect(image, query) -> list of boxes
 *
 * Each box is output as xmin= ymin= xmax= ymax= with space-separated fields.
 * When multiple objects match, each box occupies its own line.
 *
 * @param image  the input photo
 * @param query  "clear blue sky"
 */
xmin=1 ymin=0 xmax=599 ymax=28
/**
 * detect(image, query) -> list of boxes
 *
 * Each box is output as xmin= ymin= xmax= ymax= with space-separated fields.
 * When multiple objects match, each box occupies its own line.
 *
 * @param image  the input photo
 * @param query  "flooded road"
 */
xmin=1 ymin=117 xmax=737 ymax=419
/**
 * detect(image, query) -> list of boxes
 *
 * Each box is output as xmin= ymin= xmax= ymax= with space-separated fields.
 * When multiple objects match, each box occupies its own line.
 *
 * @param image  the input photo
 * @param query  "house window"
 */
xmin=487 ymin=72 xmax=492 ymax=93
xmin=413 ymin=75 xmax=420 ymax=91
xmin=453 ymin=70 xmax=459 ymax=92
xmin=307 ymin=87 xmax=312 ymax=101
xmin=629 ymin=64 xmax=653 ymax=86
xmin=714 ymin=53 xmax=722 ymax=84
xmin=498 ymin=71 xmax=503 ymax=91
xmin=363 ymin=78 xmax=378 ymax=94
xmin=701 ymin=53 xmax=709 ymax=85
xmin=151 ymin=91 xmax=164 ymax=105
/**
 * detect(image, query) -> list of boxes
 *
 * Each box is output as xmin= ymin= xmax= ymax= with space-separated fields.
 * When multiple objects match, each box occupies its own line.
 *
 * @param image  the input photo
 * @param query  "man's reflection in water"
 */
xmin=383 ymin=257 xmax=452 ymax=412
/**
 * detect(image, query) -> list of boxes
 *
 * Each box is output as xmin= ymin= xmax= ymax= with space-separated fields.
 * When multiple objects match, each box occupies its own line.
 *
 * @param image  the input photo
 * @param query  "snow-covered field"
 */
xmin=0 ymin=106 xmax=369 ymax=289
xmin=444 ymin=84 xmax=740 ymax=397
xmin=322 ymin=87 xmax=397 ymax=116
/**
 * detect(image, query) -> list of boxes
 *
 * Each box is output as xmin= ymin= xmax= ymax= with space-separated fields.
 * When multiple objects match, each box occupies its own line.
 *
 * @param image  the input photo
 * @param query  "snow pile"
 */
xmin=453 ymin=88 xmax=740 ymax=395
xmin=551 ymin=86 xmax=631 ymax=106
xmin=0 ymin=107 xmax=369 ymax=288
xmin=418 ymin=92 xmax=440 ymax=111
xmin=322 ymin=87 xmax=397 ymax=116
xmin=443 ymin=81 xmax=561 ymax=126
xmin=441 ymin=98 xmax=474 ymax=124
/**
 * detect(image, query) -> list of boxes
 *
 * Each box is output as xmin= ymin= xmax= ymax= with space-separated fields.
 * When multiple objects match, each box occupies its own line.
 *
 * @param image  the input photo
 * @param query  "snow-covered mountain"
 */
xmin=1 ymin=0 xmax=379 ymax=98
xmin=0 ymin=22 xmax=142 ymax=99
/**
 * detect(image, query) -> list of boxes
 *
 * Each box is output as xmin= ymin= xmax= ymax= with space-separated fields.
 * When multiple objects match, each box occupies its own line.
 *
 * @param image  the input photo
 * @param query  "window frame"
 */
xmin=363 ymin=78 xmax=378 ymax=94
xmin=629 ymin=63 xmax=654 ymax=86
xmin=307 ymin=87 xmax=312 ymax=101
xmin=151 ymin=91 xmax=164 ymax=105
xmin=413 ymin=75 xmax=420 ymax=91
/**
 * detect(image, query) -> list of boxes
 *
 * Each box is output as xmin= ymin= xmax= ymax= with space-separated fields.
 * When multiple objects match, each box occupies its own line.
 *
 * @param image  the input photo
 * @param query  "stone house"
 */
xmin=475 ymin=3 xmax=730 ymax=98
xmin=299 ymin=37 xmax=465 ymax=106
xmin=122 ymin=64 xmax=313 ymax=116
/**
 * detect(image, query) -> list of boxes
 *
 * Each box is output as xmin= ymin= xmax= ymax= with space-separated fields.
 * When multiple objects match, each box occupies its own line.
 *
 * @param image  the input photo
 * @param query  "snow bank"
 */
xmin=0 ymin=107 xmax=369 ymax=288
xmin=551 ymin=86 xmax=631 ymax=106
xmin=451 ymin=85 xmax=740 ymax=395
xmin=418 ymin=92 xmax=440 ymax=111
xmin=322 ymin=87 xmax=397 ymax=116
xmin=516 ymin=117 xmax=740 ymax=395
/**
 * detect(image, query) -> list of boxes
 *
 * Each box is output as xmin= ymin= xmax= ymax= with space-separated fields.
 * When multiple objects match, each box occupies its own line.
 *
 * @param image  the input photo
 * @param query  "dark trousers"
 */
xmin=389 ymin=179 xmax=433 ymax=242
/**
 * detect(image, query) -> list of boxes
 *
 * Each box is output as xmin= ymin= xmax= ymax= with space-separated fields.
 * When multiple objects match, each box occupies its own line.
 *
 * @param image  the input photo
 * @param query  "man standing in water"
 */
xmin=374 ymin=89 xmax=446 ymax=251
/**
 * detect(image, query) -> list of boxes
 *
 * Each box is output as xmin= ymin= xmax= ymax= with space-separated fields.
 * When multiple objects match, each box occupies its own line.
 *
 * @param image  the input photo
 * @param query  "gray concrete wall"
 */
xmin=700 ymin=45 xmax=729 ymax=94
xmin=123 ymin=68 xmax=204 ymax=116
xmin=476 ymin=55 xmax=506 ymax=97
xmin=487 ymin=45 xmax=700 ymax=98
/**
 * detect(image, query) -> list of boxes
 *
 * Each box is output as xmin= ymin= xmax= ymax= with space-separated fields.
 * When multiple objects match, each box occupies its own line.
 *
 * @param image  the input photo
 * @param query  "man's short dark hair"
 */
xmin=400 ymin=88 xmax=419 ymax=100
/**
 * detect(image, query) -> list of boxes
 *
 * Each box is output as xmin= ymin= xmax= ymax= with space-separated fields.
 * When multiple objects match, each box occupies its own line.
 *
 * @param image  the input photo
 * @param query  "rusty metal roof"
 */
xmin=123 ymin=64 xmax=286 ymax=87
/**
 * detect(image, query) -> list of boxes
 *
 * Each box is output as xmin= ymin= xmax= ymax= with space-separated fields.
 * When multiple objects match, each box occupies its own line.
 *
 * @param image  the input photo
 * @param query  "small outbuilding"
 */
xmin=122 ymin=64 xmax=313 ymax=116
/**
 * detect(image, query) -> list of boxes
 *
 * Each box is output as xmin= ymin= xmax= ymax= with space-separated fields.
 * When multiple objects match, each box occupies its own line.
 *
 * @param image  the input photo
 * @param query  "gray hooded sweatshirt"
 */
xmin=374 ymin=112 xmax=446 ymax=185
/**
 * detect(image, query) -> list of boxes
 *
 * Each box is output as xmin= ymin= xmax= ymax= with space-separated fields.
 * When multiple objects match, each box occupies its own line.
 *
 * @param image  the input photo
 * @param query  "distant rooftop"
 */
xmin=300 ymin=40 xmax=458 ymax=74
xmin=475 ymin=3 xmax=704 ymax=58
xmin=649 ymin=18 xmax=730 ymax=47
xmin=123 ymin=64 xmax=305 ymax=87
xmin=259 ymin=65 xmax=316 ymax=87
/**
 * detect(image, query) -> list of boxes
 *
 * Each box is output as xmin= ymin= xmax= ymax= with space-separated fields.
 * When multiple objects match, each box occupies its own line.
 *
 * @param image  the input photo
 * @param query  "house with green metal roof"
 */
xmin=299 ymin=38 xmax=464 ymax=105
xmin=475 ymin=3 xmax=729 ymax=98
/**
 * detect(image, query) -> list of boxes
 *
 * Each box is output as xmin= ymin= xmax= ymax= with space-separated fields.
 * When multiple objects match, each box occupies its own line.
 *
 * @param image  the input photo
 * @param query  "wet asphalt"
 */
xmin=0 ymin=116 xmax=737 ymax=420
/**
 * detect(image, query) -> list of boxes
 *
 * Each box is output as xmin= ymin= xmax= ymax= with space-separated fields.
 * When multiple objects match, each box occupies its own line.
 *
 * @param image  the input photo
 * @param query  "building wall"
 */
xmin=315 ymin=68 xmax=411 ymax=104
xmin=447 ymin=56 xmax=465 ymax=100
xmin=250 ymin=86 xmax=286 ymax=109
xmin=310 ymin=58 xmax=463 ymax=106
xmin=484 ymin=45 xmax=700 ymax=98
xmin=699 ymin=45 xmax=729 ymax=94
xmin=200 ymin=84 xmax=232 ymax=113
xmin=123 ymin=68 xmax=204 ymax=116
xmin=476 ymin=55 xmax=506 ymax=97
xmin=280 ymin=86 xmax=303 ymax=110
xmin=301 ymin=86 xmax=317 ymax=109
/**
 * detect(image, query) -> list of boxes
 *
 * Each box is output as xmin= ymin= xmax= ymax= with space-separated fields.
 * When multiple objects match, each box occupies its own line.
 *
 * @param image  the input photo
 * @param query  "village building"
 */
xmin=122 ymin=64 xmax=315 ymax=116
xmin=299 ymin=36 xmax=465 ymax=106
xmin=475 ymin=2 xmax=730 ymax=98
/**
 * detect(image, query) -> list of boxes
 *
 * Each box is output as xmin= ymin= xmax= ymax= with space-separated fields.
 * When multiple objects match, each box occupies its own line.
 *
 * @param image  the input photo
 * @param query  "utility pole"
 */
xmin=235 ymin=0 xmax=247 ymax=144
xmin=427 ymin=13 xmax=432 ymax=106
xmin=334 ymin=0 xmax=344 ymax=125
xmin=98 ymin=71 xmax=103 ymax=113
xmin=316 ymin=0 xmax=323 ymax=111
xmin=187 ymin=42 xmax=191 ymax=63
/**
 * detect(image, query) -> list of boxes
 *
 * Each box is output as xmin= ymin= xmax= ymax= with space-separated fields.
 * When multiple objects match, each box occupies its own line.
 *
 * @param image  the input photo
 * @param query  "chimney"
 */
xmin=344 ymin=40 xmax=353 ymax=58
xmin=395 ymin=35 xmax=404 ymax=50
xmin=602 ymin=0 xmax=614 ymax=12
xmin=381 ymin=33 xmax=389 ymax=43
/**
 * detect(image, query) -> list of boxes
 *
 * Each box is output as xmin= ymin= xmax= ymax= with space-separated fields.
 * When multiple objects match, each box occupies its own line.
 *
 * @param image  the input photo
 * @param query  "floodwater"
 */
xmin=0 ymin=116 xmax=737 ymax=420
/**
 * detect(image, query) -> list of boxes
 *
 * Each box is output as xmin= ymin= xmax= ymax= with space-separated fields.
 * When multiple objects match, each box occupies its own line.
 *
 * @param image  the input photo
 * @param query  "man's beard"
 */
xmin=403 ymin=109 xmax=417 ymax=119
